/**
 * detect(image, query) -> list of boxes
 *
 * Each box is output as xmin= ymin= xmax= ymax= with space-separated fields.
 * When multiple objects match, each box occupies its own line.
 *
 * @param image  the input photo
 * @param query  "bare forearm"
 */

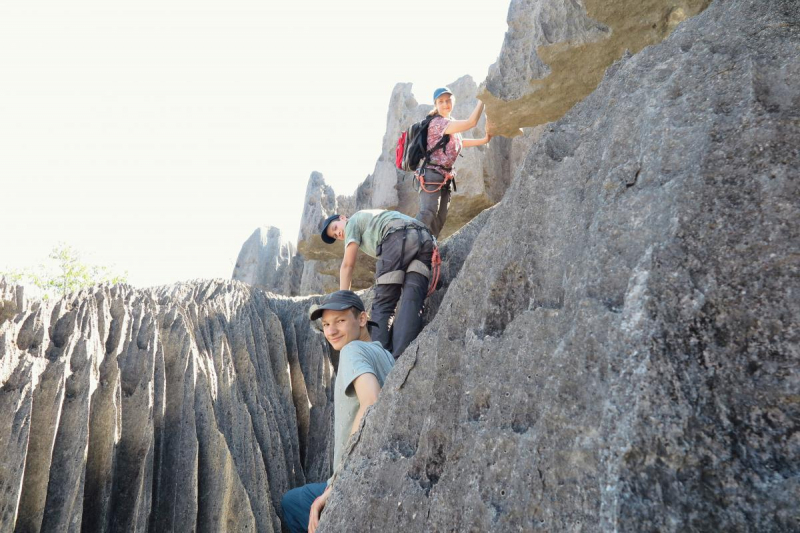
xmin=463 ymin=136 xmax=490 ymax=148
xmin=339 ymin=264 xmax=354 ymax=290
xmin=349 ymin=404 xmax=369 ymax=436
xmin=467 ymin=101 xmax=485 ymax=127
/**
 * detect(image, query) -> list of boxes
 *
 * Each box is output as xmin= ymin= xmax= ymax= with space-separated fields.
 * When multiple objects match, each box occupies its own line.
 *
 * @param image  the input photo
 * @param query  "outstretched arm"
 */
xmin=462 ymin=117 xmax=494 ymax=147
xmin=462 ymin=136 xmax=490 ymax=148
xmin=444 ymin=101 xmax=486 ymax=135
xmin=339 ymin=242 xmax=359 ymax=290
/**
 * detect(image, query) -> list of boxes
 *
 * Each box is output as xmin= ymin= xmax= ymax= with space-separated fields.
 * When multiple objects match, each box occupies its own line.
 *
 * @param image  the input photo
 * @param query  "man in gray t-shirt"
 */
xmin=280 ymin=290 xmax=394 ymax=533
xmin=320 ymin=209 xmax=435 ymax=359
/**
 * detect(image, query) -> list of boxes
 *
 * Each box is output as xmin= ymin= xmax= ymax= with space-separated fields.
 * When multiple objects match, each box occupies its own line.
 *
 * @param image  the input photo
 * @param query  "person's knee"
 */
xmin=373 ymin=284 xmax=401 ymax=307
xmin=404 ymin=272 xmax=429 ymax=295
xmin=280 ymin=490 xmax=294 ymax=511
xmin=416 ymin=205 xmax=436 ymax=226
xmin=280 ymin=489 xmax=304 ymax=532
xmin=280 ymin=490 xmax=295 ymax=516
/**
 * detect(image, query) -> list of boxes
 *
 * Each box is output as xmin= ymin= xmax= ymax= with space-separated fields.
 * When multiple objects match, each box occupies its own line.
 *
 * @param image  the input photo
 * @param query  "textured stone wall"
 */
xmin=0 ymin=279 xmax=334 ymax=532
xmin=232 ymin=226 xmax=303 ymax=296
xmin=483 ymin=0 xmax=712 ymax=136
xmin=318 ymin=0 xmax=799 ymax=531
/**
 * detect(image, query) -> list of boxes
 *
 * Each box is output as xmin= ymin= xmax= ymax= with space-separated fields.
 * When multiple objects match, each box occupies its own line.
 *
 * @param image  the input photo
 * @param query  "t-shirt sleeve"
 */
xmin=344 ymin=218 xmax=361 ymax=249
xmin=338 ymin=345 xmax=377 ymax=397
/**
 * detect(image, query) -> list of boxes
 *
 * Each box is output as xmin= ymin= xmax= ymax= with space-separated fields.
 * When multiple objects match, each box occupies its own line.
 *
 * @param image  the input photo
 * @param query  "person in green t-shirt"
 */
xmin=280 ymin=290 xmax=394 ymax=533
xmin=320 ymin=209 xmax=435 ymax=359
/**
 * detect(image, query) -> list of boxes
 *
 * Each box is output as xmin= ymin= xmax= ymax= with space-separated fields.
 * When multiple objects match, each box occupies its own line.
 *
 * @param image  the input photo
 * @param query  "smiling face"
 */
xmin=320 ymin=307 xmax=366 ymax=351
xmin=326 ymin=216 xmax=348 ymax=242
xmin=434 ymin=93 xmax=454 ymax=118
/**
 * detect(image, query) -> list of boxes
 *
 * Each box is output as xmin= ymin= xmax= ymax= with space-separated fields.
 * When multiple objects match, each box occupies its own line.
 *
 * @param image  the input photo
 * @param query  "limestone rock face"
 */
xmin=293 ymin=171 xmax=342 ymax=295
xmin=483 ymin=0 xmax=712 ymax=136
xmin=232 ymin=226 xmax=303 ymax=296
xmin=297 ymin=171 xmax=337 ymax=247
xmin=422 ymin=206 xmax=495 ymax=325
xmin=0 ymin=279 xmax=334 ymax=533
xmin=359 ymin=82 xmax=430 ymax=212
xmin=319 ymin=1 xmax=799 ymax=531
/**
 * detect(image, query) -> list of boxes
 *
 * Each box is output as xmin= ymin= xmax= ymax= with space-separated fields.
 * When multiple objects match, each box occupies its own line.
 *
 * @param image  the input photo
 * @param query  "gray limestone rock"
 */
xmin=422 ymin=206 xmax=495 ymax=325
xmin=483 ymin=0 xmax=712 ymax=136
xmin=486 ymin=0 xmax=611 ymax=101
xmin=318 ymin=0 xmax=800 ymax=531
xmin=297 ymin=171 xmax=337 ymax=247
xmin=232 ymin=226 xmax=303 ymax=296
xmin=294 ymin=171 xmax=345 ymax=295
xmin=297 ymin=259 xmax=338 ymax=296
xmin=357 ymin=82 xmax=430 ymax=213
xmin=0 ymin=279 xmax=335 ymax=532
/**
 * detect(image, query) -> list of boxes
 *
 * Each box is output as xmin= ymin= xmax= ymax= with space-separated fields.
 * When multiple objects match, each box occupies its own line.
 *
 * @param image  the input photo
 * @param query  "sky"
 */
xmin=0 ymin=1 xmax=510 ymax=288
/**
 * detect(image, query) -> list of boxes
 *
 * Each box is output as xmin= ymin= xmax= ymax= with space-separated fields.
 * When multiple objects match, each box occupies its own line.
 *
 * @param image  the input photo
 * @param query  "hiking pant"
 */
xmin=281 ymin=482 xmax=327 ymax=533
xmin=416 ymin=168 xmax=451 ymax=238
xmin=371 ymin=223 xmax=434 ymax=359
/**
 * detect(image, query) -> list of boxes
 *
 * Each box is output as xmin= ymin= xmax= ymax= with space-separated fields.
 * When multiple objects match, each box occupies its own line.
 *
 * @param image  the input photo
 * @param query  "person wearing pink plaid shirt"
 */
xmin=416 ymin=86 xmax=492 ymax=237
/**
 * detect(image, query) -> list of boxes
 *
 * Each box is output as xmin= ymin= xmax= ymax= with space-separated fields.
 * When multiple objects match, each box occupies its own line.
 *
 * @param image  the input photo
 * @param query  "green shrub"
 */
xmin=1 ymin=244 xmax=128 ymax=300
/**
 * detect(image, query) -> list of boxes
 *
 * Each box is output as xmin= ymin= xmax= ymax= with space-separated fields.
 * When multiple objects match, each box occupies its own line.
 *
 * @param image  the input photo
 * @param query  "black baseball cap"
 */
xmin=320 ymin=214 xmax=342 ymax=245
xmin=309 ymin=290 xmax=378 ymax=328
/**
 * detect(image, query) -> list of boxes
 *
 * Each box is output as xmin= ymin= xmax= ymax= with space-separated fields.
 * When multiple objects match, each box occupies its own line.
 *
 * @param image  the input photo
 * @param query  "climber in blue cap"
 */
xmin=416 ymin=86 xmax=493 ymax=238
xmin=432 ymin=86 xmax=453 ymax=101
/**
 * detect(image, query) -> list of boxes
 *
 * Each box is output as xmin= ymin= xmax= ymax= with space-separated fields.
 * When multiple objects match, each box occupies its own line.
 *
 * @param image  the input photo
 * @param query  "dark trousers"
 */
xmin=281 ymin=482 xmax=327 ymax=533
xmin=416 ymin=168 xmax=451 ymax=238
xmin=371 ymin=227 xmax=434 ymax=359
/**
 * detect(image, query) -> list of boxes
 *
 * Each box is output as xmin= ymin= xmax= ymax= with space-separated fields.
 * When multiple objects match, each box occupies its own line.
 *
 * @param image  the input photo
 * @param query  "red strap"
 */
xmin=395 ymin=131 xmax=407 ymax=170
xmin=416 ymin=170 xmax=454 ymax=194
xmin=427 ymin=246 xmax=441 ymax=297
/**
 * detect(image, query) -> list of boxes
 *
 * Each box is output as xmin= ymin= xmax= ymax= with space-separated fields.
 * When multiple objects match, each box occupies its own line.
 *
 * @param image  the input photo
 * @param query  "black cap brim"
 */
xmin=309 ymin=302 xmax=352 ymax=321
xmin=310 ymin=305 xmax=379 ymax=329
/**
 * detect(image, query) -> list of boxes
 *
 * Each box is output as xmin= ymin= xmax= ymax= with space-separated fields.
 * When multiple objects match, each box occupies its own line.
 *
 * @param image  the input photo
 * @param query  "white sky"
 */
xmin=0 ymin=1 xmax=510 ymax=288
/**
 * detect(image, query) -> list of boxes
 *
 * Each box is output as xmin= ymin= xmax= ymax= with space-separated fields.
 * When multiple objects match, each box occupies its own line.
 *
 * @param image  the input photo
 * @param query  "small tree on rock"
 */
xmin=1 ymin=244 xmax=128 ymax=299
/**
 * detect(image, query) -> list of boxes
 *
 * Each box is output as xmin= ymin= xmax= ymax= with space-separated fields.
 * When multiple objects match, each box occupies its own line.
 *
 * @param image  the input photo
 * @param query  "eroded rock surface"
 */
xmin=232 ymin=226 xmax=303 ymax=296
xmin=320 ymin=1 xmax=799 ymax=531
xmin=483 ymin=0 xmax=712 ymax=136
xmin=0 ymin=279 xmax=334 ymax=532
